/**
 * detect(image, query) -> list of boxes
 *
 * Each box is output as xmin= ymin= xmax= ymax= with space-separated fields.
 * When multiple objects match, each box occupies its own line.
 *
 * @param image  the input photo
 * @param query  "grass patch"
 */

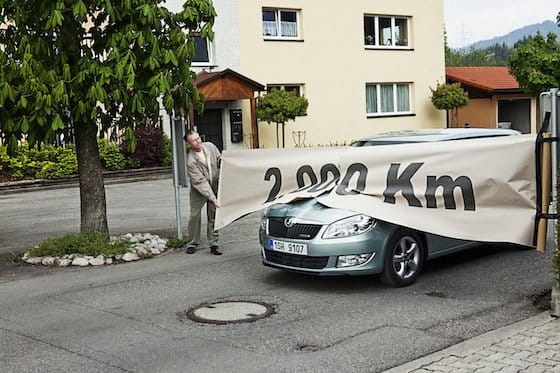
xmin=166 ymin=236 xmax=190 ymax=249
xmin=3 ymin=251 xmax=23 ymax=264
xmin=26 ymin=231 xmax=131 ymax=258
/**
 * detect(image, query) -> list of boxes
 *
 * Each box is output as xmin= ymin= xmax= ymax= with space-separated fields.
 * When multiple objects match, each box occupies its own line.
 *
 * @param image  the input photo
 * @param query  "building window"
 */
xmin=193 ymin=36 xmax=212 ymax=65
xmin=262 ymin=8 xmax=299 ymax=39
xmin=366 ymin=83 xmax=412 ymax=116
xmin=364 ymin=15 xmax=410 ymax=48
xmin=267 ymin=84 xmax=304 ymax=97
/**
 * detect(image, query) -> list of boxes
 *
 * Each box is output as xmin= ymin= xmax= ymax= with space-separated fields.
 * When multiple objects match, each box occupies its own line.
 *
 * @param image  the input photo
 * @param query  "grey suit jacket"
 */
xmin=187 ymin=142 xmax=221 ymax=202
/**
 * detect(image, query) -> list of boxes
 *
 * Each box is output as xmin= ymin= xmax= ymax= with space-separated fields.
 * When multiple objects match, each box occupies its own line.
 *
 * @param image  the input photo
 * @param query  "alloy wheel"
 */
xmin=392 ymin=236 xmax=421 ymax=280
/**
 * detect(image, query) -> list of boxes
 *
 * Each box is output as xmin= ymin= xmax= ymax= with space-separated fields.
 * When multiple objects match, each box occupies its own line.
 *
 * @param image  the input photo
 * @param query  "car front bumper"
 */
xmin=259 ymin=221 xmax=396 ymax=276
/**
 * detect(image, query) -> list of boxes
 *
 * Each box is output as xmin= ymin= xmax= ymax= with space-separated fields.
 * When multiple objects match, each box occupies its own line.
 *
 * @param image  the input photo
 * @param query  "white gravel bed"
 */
xmin=22 ymin=233 xmax=169 ymax=267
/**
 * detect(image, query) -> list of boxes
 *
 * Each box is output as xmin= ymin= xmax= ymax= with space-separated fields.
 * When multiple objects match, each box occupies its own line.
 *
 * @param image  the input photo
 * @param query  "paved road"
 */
xmin=0 ymin=179 xmax=555 ymax=372
xmin=1 ymin=179 xmax=187 ymax=254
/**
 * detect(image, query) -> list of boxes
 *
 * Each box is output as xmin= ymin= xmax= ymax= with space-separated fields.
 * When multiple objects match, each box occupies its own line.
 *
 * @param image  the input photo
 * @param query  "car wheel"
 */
xmin=380 ymin=229 xmax=425 ymax=287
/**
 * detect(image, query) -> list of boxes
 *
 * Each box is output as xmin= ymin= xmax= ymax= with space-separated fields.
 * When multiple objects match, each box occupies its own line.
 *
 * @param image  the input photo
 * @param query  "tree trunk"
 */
xmin=282 ymin=123 xmax=285 ymax=148
xmin=74 ymin=121 xmax=109 ymax=235
xmin=275 ymin=122 xmax=279 ymax=148
xmin=452 ymin=108 xmax=461 ymax=127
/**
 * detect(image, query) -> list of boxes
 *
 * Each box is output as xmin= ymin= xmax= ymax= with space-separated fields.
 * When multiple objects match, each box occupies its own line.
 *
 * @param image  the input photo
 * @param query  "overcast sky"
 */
xmin=445 ymin=0 xmax=558 ymax=48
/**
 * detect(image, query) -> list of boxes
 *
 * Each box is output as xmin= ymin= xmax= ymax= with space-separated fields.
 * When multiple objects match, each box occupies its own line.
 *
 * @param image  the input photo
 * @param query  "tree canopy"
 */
xmin=508 ymin=33 xmax=560 ymax=95
xmin=256 ymin=89 xmax=308 ymax=148
xmin=0 ymin=0 xmax=215 ymax=151
xmin=430 ymin=83 xmax=469 ymax=127
xmin=0 ymin=0 xmax=215 ymax=233
xmin=430 ymin=83 xmax=469 ymax=111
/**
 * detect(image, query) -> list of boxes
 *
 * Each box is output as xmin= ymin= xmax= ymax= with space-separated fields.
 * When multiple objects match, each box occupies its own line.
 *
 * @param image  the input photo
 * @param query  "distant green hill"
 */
xmin=466 ymin=20 xmax=559 ymax=50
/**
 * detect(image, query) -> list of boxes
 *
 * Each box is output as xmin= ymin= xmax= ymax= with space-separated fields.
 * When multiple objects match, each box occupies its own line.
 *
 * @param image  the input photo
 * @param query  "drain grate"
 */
xmin=186 ymin=300 xmax=275 ymax=325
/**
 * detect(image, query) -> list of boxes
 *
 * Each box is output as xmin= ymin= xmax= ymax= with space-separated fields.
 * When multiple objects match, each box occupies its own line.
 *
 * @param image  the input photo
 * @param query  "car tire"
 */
xmin=380 ymin=229 xmax=426 ymax=287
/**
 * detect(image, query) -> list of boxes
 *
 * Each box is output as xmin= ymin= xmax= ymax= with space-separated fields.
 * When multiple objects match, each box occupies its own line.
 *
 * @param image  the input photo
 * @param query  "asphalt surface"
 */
xmin=0 ymin=178 xmax=555 ymax=372
xmin=0 ymin=178 xmax=183 ymax=255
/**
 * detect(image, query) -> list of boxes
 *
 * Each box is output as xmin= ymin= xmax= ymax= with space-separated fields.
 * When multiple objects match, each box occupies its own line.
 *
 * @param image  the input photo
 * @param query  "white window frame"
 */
xmin=364 ymin=15 xmax=411 ymax=49
xmin=267 ymin=84 xmax=305 ymax=97
xmin=262 ymin=8 xmax=301 ymax=40
xmin=192 ymin=36 xmax=213 ymax=67
xmin=366 ymin=83 xmax=413 ymax=117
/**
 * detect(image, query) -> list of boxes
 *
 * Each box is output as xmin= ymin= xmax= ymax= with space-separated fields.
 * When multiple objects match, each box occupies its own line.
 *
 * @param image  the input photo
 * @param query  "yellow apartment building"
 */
xmin=167 ymin=0 xmax=447 ymax=149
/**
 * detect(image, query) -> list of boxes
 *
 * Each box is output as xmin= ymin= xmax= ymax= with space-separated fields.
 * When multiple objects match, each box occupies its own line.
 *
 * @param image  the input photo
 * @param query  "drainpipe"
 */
xmin=551 ymin=88 xmax=560 ymax=316
xmin=551 ymin=89 xmax=559 ymax=214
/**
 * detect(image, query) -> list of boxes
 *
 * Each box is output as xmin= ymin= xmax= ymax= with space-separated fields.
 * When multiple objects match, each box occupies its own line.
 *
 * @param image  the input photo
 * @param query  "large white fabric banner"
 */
xmin=215 ymin=135 xmax=537 ymax=246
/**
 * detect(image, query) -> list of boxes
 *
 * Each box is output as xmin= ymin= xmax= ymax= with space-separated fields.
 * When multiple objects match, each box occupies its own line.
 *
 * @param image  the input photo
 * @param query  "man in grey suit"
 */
xmin=184 ymin=130 xmax=222 ymax=255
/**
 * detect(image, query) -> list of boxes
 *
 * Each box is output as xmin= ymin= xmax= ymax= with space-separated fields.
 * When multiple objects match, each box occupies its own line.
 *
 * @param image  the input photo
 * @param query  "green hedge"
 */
xmin=0 ymin=137 xmax=171 ymax=181
xmin=0 ymin=144 xmax=79 ymax=180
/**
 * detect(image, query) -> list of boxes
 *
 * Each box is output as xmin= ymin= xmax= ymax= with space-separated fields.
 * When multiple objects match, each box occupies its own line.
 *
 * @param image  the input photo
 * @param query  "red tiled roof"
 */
xmin=446 ymin=67 xmax=520 ymax=92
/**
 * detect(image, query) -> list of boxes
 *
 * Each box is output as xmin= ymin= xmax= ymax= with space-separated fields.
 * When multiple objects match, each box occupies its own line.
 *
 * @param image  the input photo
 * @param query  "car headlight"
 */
xmin=260 ymin=208 xmax=269 ymax=231
xmin=322 ymin=214 xmax=375 ymax=239
xmin=336 ymin=253 xmax=374 ymax=268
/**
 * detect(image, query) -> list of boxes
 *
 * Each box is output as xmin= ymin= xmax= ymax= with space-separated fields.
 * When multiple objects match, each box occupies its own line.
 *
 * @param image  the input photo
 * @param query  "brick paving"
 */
xmin=385 ymin=312 xmax=560 ymax=373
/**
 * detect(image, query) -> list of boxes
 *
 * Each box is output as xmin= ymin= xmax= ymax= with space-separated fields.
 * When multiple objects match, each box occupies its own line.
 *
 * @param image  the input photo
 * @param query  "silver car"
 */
xmin=259 ymin=128 xmax=521 ymax=287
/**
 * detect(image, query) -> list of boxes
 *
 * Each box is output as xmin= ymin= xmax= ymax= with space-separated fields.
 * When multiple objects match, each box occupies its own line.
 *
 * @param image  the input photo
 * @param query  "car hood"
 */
xmin=266 ymin=198 xmax=361 ymax=224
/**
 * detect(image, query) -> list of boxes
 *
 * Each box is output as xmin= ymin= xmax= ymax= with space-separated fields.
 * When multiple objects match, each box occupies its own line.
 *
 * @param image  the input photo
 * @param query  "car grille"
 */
xmin=268 ymin=218 xmax=322 ymax=239
xmin=264 ymin=250 xmax=329 ymax=269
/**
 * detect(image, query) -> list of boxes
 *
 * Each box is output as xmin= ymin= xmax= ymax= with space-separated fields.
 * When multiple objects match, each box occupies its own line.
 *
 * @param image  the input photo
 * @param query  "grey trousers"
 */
xmin=188 ymin=189 xmax=219 ymax=246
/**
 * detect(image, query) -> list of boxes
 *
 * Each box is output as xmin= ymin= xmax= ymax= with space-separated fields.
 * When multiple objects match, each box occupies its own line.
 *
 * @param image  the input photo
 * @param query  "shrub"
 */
xmin=0 ymin=130 xmax=168 ymax=182
xmin=161 ymin=134 xmax=172 ymax=167
xmin=0 ymin=143 xmax=78 ymax=180
xmin=33 ymin=146 xmax=78 ymax=179
xmin=98 ymin=138 xmax=127 ymax=171
xmin=122 ymin=124 xmax=166 ymax=167
xmin=26 ymin=231 xmax=131 ymax=258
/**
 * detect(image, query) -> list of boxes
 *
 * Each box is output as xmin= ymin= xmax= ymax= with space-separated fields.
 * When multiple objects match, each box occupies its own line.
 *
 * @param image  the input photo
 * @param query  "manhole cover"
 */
xmin=186 ymin=301 xmax=275 ymax=325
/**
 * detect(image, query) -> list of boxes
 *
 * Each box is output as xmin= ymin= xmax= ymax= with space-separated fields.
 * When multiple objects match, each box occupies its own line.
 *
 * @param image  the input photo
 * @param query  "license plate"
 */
xmin=269 ymin=239 xmax=308 ymax=255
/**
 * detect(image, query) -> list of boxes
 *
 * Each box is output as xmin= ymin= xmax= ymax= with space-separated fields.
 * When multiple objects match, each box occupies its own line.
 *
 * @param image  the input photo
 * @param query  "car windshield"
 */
xmin=351 ymin=140 xmax=416 ymax=147
xmin=351 ymin=134 xmax=516 ymax=147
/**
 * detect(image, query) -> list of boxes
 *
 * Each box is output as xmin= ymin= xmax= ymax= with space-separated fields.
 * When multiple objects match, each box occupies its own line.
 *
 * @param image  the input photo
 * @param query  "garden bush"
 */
xmin=98 ymin=138 xmax=128 ymax=171
xmin=26 ymin=231 xmax=131 ymax=258
xmin=1 ymin=128 xmax=171 ymax=182
xmin=161 ymin=134 xmax=172 ymax=167
xmin=0 ymin=144 xmax=78 ymax=180
xmin=122 ymin=124 xmax=167 ymax=168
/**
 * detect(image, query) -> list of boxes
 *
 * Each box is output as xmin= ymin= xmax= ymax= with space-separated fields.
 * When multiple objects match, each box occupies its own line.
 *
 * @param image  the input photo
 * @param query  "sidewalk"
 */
xmin=385 ymin=311 xmax=560 ymax=373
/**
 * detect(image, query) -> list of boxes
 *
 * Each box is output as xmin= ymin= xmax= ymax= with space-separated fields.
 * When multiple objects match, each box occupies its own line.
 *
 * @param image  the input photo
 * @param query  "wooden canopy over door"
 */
xmin=194 ymin=69 xmax=265 ymax=148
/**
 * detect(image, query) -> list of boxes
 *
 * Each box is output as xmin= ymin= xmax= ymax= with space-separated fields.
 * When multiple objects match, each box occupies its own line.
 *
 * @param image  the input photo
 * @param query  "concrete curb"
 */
xmin=0 ymin=167 xmax=172 ymax=195
xmin=383 ymin=311 xmax=556 ymax=372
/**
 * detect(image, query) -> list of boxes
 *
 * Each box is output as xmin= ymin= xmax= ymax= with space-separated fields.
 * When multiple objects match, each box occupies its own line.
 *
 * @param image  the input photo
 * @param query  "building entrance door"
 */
xmin=194 ymin=109 xmax=223 ymax=151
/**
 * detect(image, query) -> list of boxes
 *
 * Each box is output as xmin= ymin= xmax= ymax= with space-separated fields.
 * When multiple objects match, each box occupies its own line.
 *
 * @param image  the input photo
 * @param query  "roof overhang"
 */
xmin=195 ymin=68 xmax=265 ymax=101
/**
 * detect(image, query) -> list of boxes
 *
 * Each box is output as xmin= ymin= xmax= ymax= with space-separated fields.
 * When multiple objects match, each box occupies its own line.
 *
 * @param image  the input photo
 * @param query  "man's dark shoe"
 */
xmin=210 ymin=246 xmax=222 ymax=256
xmin=186 ymin=244 xmax=198 ymax=254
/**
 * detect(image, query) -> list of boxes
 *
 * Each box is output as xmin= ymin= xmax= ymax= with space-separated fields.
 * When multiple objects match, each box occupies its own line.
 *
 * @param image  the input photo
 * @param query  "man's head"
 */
xmin=184 ymin=130 xmax=203 ymax=152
